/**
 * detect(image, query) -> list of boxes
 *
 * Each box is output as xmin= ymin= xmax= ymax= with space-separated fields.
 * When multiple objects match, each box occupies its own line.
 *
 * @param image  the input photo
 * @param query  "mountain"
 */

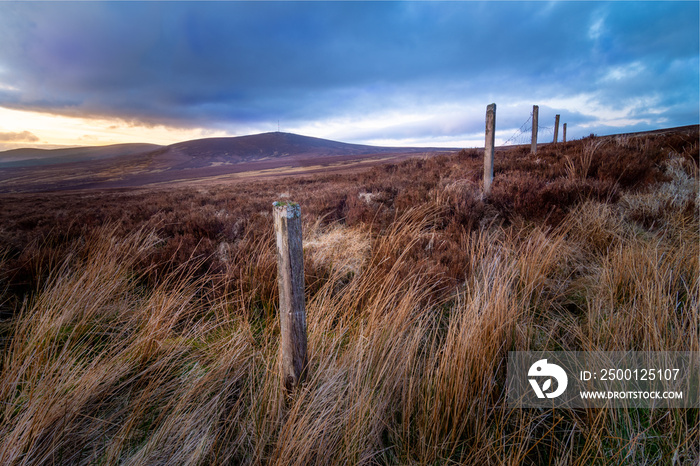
xmin=150 ymin=132 xmax=421 ymax=169
xmin=171 ymin=132 xmax=399 ymax=158
xmin=0 ymin=132 xmax=444 ymax=193
xmin=0 ymin=143 xmax=163 ymax=168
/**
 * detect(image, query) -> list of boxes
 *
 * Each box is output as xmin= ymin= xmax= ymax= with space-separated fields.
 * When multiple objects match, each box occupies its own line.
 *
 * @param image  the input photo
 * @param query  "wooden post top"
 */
xmin=273 ymin=201 xmax=301 ymax=218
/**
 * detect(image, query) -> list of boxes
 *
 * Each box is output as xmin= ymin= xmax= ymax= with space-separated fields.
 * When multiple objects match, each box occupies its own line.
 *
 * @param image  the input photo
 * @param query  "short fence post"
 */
xmin=483 ymin=103 xmax=496 ymax=196
xmin=553 ymin=114 xmax=560 ymax=143
xmin=273 ymin=201 xmax=307 ymax=393
xmin=563 ymin=123 xmax=567 ymax=143
xmin=531 ymin=105 xmax=539 ymax=154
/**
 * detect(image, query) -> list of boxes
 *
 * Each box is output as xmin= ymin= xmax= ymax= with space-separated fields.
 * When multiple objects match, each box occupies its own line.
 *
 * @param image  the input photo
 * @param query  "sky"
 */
xmin=0 ymin=1 xmax=698 ymax=151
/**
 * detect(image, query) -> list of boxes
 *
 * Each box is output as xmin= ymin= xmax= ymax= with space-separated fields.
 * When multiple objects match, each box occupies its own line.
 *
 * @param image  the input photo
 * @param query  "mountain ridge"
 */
xmin=0 ymin=132 xmax=432 ymax=169
xmin=0 ymin=131 xmax=444 ymax=193
xmin=2 ymin=126 xmax=697 ymax=194
xmin=0 ymin=143 xmax=164 ymax=168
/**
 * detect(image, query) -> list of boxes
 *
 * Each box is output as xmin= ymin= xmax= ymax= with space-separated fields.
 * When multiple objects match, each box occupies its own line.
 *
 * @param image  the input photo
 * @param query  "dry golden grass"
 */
xmin=0 ymin=131 xmax=698 ymax=464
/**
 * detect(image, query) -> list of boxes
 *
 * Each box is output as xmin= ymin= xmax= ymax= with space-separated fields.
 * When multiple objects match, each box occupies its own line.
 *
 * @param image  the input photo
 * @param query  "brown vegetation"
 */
xmin=0 ymin=127 xmax=698 ymax=464
xmin=0 ymin=132 xmax=436 ymax=193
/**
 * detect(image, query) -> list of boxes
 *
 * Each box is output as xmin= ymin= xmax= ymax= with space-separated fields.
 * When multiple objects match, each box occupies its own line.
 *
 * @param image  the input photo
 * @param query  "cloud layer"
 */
xmin=0 ymin=1 xmax=697 ymax=146
xmin=0 ymin=130 xmax=39 ymax=143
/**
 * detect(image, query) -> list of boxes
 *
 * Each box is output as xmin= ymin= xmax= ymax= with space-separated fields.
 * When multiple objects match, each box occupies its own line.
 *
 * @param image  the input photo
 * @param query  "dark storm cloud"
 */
xmin=0 ymin=1 xmax=697 ymax=142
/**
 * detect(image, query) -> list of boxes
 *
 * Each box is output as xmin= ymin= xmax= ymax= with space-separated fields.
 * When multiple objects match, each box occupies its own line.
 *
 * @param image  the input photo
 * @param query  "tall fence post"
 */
xmin=273 ymin=201 xmax=307 ymax=393
xmin=553 ymin=114 xmax=560 ymax=143
xmin=531 ymin=105 xmax=539 ymax=154
xmin=563 ymin=123 xmax=567 ymax=143
xmin=484 ymin=103 xmax=496 ymax=196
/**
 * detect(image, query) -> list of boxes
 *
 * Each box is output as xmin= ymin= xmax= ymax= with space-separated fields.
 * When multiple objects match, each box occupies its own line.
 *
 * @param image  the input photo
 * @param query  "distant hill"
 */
xmin=171 ymin=132 xmax=402 ymax=158
xmin=0 ymin=143 xmax=163 ymax=168
xmin=0 ymin=132 xmax=424 ymax=169
xmin=0 ymin=132 xmax=442 ymax=193
xmin=1 ymin=127 xmax=697 ymax=194
xmin=152 ymin=132 xmax=425 ymax=169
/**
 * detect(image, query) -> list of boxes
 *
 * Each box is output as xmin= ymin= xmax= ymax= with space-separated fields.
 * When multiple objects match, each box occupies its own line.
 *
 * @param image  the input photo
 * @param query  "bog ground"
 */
xmin=0 ymin=127 xmax=698 ymax=465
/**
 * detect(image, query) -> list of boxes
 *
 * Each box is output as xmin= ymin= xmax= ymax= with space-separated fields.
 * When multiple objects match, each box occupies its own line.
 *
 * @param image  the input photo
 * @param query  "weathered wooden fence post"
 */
xmin=553 ymin=114 xmax=560 ymax=143
xmin=562 ymin=123 xmax=567 ymax=143
xmin=273 ymin=201 xmax=307 ymax=393
xmin=484 ymin=103 xmax=496 ymax=196
xmin=531 ymin=105 xmax=539 ymax=154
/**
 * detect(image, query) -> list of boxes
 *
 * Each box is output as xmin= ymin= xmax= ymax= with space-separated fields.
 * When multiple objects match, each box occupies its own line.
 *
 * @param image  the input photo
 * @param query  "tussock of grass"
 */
xmin=0 ymin=130 xmax=698 ymax=464
xmin=304 ymin=221 xmax=370 ymax=279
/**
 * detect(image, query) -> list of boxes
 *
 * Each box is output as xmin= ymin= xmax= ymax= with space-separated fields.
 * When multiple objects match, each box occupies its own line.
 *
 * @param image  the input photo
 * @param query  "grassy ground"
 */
xmin=0 ymin=129 xmax=698 ymax=464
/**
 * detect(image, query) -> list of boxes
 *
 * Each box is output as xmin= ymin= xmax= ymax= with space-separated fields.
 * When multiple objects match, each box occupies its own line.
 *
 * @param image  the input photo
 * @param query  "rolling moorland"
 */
xmin=0 ymin=132 xmax=439 ymax=193
xmin=0 ymin=126 xmax=698 ymax=464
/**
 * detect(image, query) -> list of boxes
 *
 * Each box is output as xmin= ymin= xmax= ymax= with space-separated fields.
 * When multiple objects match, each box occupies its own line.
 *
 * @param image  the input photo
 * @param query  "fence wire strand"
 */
xmin=503 ymin=114 xmax=533 ymax=146
xmin=501 ymin=111 xmax=561 ymax=146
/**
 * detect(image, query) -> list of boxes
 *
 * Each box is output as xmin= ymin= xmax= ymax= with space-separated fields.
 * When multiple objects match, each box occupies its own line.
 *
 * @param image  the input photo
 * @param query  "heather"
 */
xmin=0 ymin=128 xmax=698 ymax=464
